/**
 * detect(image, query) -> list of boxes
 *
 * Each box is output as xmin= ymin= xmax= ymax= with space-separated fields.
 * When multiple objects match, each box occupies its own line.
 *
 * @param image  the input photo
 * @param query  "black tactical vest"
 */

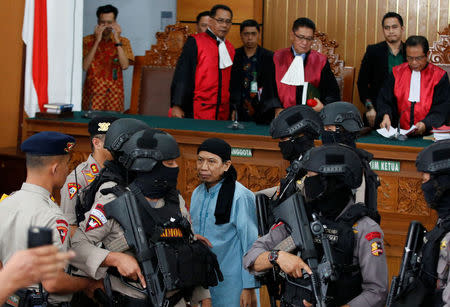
xmin=106 ymin=184 xmax=223 ymax=290
xmin=281 ymin=204 xmax=370 ymax=307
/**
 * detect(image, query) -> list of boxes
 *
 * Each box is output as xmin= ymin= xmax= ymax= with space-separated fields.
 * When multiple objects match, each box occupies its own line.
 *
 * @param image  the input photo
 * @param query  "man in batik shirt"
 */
xmin=82 ymin=5 xmax=134 ymax=112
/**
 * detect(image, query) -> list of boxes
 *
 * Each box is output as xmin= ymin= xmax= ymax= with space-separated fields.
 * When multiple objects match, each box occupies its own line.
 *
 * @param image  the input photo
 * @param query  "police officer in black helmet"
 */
xmin=244 ymin=144 xmax=388 ymax=307
xmin=258 ymin=105 xmax=322 ymax=201
xmin=320 ymin=101 xmax=381 ymax=222
xmin=391 ymin=140 xmax=450 ymax=306
xmin=71 ymin=126 xmax=220 ymax=306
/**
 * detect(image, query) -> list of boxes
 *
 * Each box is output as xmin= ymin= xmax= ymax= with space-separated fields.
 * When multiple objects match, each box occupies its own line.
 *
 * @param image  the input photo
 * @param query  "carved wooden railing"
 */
xmin=311 ymin=31 xmax=354 ymax=102
xmin=428 ymin=24 xmax=450 ymax=64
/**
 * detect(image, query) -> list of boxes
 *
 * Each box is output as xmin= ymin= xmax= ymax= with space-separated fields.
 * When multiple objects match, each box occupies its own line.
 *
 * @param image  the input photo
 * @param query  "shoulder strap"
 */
xmin=338 ymin=203 xmax=370 ymax=225
xmin=75 ymin=163 xmax=125 ymax=225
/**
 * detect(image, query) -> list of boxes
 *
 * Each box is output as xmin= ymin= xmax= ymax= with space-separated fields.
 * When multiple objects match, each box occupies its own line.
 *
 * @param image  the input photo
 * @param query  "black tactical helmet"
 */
xmin=270 ymin=105 xmax=323 ymax=139
xmin=416 ymin=139 xmax=450 ymax=175
xmin=104 ymin=118 xmax=150 ymax=155
xmin=301 ymin=144 xmax=363 ymax=189
xmin=118 ymin=128 xmax=180 ymax=172
xmin=320 ymin=101 xmax=363 ymax=133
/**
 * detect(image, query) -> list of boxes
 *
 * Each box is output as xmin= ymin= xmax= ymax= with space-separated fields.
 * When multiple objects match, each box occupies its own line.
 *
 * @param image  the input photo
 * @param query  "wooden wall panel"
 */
xmin=0 ymin=0 xmax=25 ymax=148
xmin=263 ymin=0 xmax=450 ymax=112
xmin=177 ymin=0 xmax=263 ymax=47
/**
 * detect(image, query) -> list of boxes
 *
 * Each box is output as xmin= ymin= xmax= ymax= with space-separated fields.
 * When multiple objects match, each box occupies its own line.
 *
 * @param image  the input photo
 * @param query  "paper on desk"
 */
xmin=377 ymin=125 xmax=417 ymax=138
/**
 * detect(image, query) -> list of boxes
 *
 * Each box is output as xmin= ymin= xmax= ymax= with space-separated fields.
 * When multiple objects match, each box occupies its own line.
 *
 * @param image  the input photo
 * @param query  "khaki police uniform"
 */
xmin=71 ymin=181 xmax=210 ymax=305
xmin=60 ymin=154 xmax=101 ymax=225
xmin=243 ymin=201 xmax=388 ymax=307
xmin=0 ymin=183 xmax=71 ymax=304
xmin=437 ymin=232 xmax=450 ymax=306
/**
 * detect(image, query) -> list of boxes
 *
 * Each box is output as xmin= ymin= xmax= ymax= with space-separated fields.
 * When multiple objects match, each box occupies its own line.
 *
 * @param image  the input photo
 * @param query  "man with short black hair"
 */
xmin=171 ymin=4 xmax=235 ymax=120
xmin=0 ymin=132 xmax=102 ymax=306
xmin=273 ymin=17 xmax=340 ymax=114
xmin=60 ymin=116 xmax=118 ymax=235
xmin=82 ymin=4 xmax=134 ymax=112
xmin=357 ymin=12 xmax=406 ymax=128
xmin=377 ymin=35 xmax=450 ymax=135
xmin=196 ymin=11 xmax=210 ymax=33
xmin=230 ymin=19 xmax=279 ymax=124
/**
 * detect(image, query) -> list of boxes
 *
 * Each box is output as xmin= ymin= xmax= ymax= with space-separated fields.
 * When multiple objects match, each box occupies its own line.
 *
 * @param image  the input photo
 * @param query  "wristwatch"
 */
xmin=114 ymin=42 xmax=123 ymax=47
xmin=268 ymin=250 xmax=279 ymax=266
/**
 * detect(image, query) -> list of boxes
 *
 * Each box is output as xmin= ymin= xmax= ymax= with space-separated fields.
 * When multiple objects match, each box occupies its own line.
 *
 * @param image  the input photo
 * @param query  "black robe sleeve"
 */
xmin=229 ymin=48 xmax=244 ymax=109
xmin=421 ymin=73 xmax=450 ymax=129
xmin=259 ymin=49 xmax=282 ymax=113
xmin=357 ymin=46 xmax=372 ymax=104
xmin=319 ymin=61 xmax=341 ymax=104
xmin=375 ymin=72 xmax=396 ymax=125
xmin=170 ymin=36 xmax=197 ymax=117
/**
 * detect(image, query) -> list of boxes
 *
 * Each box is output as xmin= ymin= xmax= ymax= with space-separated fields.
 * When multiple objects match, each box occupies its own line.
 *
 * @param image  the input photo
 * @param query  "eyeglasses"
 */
xmin=406 ymin=55 xmax=426 ymax=62
xmin=212 ymin=17 xmax=232 ymax=25
xmin=197 ymin=157 xmax=221 ymax=168
xmin=293 ymin=32 xmax=314 ymax=42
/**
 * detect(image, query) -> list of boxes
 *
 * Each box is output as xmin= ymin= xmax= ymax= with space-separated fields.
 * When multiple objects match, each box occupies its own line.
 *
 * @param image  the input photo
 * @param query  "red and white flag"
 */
xmin=22 ymin=0 xmax=83 ymax=117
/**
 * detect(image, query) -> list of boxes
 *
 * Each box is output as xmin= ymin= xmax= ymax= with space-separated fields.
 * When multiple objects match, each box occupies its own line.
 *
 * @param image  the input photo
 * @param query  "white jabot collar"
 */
xmin=408 ymin=70 xmax=421 ymax=102
xmin=281 ymin=48 xmax=306 ymax=85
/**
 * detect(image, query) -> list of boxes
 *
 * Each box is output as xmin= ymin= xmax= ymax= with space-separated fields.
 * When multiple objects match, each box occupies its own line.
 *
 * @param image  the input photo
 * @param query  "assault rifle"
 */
xmin=104 ymin=190 xmax=168 ymax=307
xmin=272 ymin=192 xmax=337 ymax=307
xmin=386 ymin=220 xmax=426 ymax=307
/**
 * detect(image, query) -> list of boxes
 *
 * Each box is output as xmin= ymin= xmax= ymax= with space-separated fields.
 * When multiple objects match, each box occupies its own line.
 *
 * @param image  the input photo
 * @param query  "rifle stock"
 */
xmin=104 ymin=191 xmax=167 ymax=307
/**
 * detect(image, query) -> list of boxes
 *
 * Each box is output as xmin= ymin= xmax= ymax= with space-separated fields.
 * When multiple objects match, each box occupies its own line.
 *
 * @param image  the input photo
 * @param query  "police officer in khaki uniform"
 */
xmin=71 ymin=121 xmax=216 ymax=306
xmin=60 ymin=116 xmax=117 ymax=234
xmin=0 ymin=131 xmax=102 ymax=307
xmin=244 ymin=144 xmax=388 ymax=307
xmin=415 ymin=139 xmax=450 ymax=306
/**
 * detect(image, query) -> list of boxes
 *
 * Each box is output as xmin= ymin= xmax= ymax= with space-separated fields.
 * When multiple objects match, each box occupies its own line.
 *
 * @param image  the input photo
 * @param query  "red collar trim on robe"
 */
xmin=393 ymin=62 xmax=445 ymax=129
xmin=273 ymin=48 xmax=327 ymax=108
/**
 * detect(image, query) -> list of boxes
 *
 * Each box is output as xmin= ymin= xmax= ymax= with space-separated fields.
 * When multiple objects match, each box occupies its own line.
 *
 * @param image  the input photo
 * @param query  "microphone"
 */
xmin=393 ymin=108 xmax=411 ymax=141
xmin=227 ymin=104 xmax=245 ymax=130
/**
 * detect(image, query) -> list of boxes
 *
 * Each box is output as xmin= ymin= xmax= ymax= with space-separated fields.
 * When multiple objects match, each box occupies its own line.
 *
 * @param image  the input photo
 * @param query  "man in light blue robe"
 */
xmin=190 ymin=138 xmax=260 ymax=307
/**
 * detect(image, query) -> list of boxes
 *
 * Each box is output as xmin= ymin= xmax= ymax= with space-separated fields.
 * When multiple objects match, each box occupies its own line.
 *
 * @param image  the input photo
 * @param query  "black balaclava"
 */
xmin=422 ymin=174 xmax=450 ymax=219
xmin=278 ymin=135 xmax=315 ymax=162
xmin=321 ymin=127 xmax=357 ymax=148
xmin=304 ymin=175 xmax=353 ymax=219
xmin=133 ymin=162 xmax=179 ymax=199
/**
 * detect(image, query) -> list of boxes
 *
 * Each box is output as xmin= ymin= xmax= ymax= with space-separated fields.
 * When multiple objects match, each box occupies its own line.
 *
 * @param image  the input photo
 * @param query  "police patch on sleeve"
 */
xmin=56 ymin=219 xmax=69 ymax=244
xmin=67 ymin=183 xmax=81 ymax=200
xmin=90 ymin=163 xmax=99 ymax=174
xmin=365 ymin=231 xmax=381 ymax=241
xmin=371 ymin=241 xmax=384 ymax=256
xmin=85 ymin=204 xmax=108 ymax=232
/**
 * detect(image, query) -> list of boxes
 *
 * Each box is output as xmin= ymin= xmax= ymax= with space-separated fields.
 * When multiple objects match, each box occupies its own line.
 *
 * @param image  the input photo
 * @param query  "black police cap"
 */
xmin=416 ymin=139 xmax=450 ymax=174
xmin=270 ymin=105 xmax=323 ymax=139
xmin=88 ymin=116 xmax=119 ymax=136
xmin=21 ymin=131 xmax=75 ymax=156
